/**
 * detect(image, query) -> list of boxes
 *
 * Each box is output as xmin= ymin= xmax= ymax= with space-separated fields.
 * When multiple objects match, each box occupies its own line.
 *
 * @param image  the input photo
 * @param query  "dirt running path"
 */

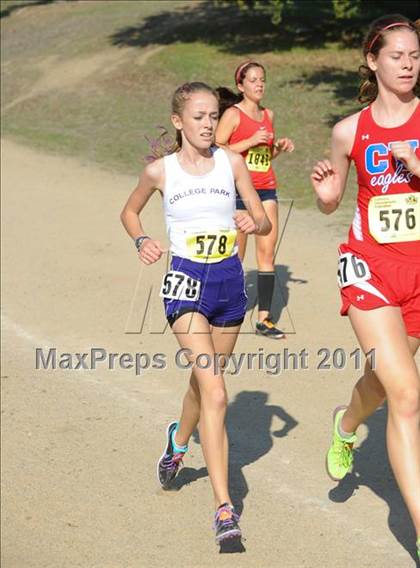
xmin=1 ymin=139 xmax=417 ymax=567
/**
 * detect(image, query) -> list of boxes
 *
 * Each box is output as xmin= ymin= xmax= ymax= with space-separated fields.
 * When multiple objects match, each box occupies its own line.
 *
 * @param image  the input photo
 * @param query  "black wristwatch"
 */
xmin=134 ymin=236 xmax=150 ymax=251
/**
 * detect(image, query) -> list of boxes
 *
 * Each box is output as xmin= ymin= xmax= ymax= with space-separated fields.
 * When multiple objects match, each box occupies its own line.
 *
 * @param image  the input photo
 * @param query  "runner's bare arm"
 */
xmin=390 ymin=141 xmax=420 ymax=177
xmin=120 ymin=159 xmax=164 ymax=239
xmin=120 ymin=159 xmax=167 ymax=264
xmin=311 ymin=113 xmax=358 ymax=215
xmin=269 ymin=110 xmax=295 ymax=160
xmin=227 ymin=150 xmax=272 ymax=235
xmin=215 ymin=107 xmax=258 ymax=153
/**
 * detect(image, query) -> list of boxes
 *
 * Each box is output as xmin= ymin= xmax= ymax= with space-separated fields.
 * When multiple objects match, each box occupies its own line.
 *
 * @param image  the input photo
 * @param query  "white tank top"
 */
xmin=163 ymin=147 xmax=238 ymax=262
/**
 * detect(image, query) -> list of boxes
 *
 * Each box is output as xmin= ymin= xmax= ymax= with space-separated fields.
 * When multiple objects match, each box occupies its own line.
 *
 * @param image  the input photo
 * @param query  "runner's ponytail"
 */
xmin=217 ymin=61 xmax=266 ymax=118
xmin=145 ymin=82 xmax=218 ymax=161
xmin=216 ymin=87 xmax=243 ymax=117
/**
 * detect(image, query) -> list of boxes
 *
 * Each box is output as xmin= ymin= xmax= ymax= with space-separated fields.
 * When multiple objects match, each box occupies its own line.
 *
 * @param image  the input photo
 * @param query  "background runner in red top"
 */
xmin=228 ymin=106 xmax=276 ymax=190
xmin=216 ymin=61 xmax=295 ymax=339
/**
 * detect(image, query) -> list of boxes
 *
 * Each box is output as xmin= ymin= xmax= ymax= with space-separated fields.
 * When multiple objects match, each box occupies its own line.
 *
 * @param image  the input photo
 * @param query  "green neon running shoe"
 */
xmin=417 ymin=537 xmax=419 ymax=559
xmin=326 ymin=406 xmax=357 ymax=481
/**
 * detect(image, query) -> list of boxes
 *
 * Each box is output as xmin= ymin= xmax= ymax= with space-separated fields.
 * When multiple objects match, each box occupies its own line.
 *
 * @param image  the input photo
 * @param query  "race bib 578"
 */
xmin=160 ymin=271 xmax=200 ymax=301
xmin=185 ymin=230 xmax=237 ymax=262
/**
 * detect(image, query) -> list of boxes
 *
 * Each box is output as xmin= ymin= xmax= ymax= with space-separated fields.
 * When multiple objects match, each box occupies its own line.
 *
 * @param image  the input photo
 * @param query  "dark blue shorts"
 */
xmin=236 ymin=188 xmax=278 ymax=210
xmin=163 ymin=255 xmax=247 ymax=327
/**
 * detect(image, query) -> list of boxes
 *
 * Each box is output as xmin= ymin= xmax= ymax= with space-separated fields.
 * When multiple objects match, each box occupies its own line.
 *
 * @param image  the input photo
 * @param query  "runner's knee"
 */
xmin=202 ymin=386 xmax=228 ymax=412
xmin=256 ymin=246 xmax=275 ymax=267
xmin=388 ymin=385 xmax=420 ymax=420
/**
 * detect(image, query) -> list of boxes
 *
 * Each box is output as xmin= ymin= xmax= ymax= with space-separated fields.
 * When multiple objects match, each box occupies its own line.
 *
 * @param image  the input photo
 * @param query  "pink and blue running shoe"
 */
xmin=214 ymin=503 xmax=242 ymax=543
xmin=157 ymin=421 xmax=188 ymax=488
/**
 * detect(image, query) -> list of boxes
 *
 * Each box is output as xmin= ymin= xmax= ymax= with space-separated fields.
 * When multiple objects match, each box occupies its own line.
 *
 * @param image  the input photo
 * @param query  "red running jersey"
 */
xmin=228 ymin=106 xmax=277 ymax=190
xmin=348 ymin=103 xmax=420 ymax=259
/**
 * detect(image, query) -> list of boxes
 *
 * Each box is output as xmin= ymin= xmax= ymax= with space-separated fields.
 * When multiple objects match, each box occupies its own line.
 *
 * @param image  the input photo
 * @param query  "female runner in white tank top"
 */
xmin=121 ymin=82 xmax=271 ymax=545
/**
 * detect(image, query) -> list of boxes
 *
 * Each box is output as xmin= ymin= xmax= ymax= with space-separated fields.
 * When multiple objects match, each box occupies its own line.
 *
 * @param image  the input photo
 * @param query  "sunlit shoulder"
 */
xmin=143 ymin=157 xmax=165 ymax=190
xmin=332 ymin=111 xmax=362 ymax=153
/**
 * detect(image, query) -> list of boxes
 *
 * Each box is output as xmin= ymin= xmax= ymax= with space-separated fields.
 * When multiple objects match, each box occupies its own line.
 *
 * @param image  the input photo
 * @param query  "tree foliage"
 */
xmin=225 ymin=0 xmax=419 ymax=43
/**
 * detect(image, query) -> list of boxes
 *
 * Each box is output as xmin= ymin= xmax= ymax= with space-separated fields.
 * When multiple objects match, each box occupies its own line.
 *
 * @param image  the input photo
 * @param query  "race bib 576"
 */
xmin=368 ymin=193 xmax=419 ymax=244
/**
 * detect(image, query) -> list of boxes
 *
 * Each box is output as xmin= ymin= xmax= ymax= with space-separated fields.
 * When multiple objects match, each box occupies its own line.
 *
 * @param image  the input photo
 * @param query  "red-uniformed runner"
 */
xmin=216 ymin=62 xmax=295 ymax=339
xmin=311 ymin=14 xmax=420 ymax=560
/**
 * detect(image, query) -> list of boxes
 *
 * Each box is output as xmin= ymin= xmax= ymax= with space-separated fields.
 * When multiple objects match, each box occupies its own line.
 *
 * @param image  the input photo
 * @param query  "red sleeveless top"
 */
xmin=348 ymin=103 xmax=420 ymax=259
xmin=228 ymin=106 xmax=277 ymax=190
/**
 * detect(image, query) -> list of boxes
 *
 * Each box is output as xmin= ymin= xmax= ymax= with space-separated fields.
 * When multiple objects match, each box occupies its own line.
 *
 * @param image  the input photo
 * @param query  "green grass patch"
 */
xmin=2 ymin=0 xmax=362 ymax=207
